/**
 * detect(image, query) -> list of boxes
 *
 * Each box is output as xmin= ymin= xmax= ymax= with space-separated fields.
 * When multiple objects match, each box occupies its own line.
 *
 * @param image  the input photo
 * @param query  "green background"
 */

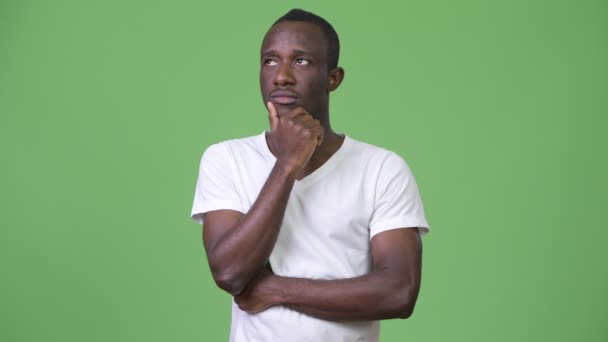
xmin=2 ymin=0 xmax=607 ymax=341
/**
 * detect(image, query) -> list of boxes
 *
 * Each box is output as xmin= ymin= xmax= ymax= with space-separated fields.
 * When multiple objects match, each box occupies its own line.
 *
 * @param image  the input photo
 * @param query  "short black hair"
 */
xmin=272 ymin=9 xmax=340 ymax=70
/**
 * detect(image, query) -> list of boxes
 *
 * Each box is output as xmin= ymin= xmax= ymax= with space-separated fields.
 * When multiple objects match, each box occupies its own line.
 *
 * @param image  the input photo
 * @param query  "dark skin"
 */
xmin=202 ymin=21 xmax=423 ymax=321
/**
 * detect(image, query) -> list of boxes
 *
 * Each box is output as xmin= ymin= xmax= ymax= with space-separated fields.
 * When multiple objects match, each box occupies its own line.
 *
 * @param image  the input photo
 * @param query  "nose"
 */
xmin=273 ymin=62 xmax=295 ymax=86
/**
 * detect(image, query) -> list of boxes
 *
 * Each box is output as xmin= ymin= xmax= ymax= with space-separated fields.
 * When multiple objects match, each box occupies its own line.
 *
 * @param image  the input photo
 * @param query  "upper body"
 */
xmin=190 ymin=9 xmax=430 ymax=342
xmin=191 ymin=131 xmax=429 ymax=341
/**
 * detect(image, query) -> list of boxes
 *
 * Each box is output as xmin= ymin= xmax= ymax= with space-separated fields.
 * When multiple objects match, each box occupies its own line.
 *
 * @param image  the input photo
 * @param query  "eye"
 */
xmin=264 ymin=59 xmax=278 ymax=66
xmin=295 ymin=58 xmax=310 ymax=65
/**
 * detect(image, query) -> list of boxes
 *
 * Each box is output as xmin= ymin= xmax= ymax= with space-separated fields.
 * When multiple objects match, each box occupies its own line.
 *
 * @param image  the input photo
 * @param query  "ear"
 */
xmin=327 ymin=67 xmax=345 ymax=92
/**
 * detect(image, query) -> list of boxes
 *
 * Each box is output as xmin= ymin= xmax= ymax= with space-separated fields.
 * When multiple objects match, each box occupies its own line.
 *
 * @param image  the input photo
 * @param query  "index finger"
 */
xmin=267 ymin=101 xmax=278 ymax=132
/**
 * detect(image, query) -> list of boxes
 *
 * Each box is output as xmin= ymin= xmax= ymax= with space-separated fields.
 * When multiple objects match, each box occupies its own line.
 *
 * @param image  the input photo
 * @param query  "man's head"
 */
xmin=260 ymin=9 xmax=344 ymax=120
xmin=273 ymin=9 xmax=340 ymax=70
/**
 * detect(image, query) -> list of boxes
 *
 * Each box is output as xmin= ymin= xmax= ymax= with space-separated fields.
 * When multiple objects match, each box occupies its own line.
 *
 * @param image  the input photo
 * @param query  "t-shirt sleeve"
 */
xmin=369 ymin=153 xmax=430 ymax=239
xmin=190 ymin=143 xmax=244 ymax=225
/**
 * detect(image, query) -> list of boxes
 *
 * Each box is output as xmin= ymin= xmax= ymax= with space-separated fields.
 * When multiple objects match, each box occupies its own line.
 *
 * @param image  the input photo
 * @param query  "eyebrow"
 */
xmin=262 ymin=49 xmax=312 ymax=56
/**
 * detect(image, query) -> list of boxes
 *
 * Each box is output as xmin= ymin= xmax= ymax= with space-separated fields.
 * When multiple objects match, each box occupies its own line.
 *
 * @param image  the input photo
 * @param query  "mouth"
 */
xmin=270 ymin=90 xmax=298 ymax=105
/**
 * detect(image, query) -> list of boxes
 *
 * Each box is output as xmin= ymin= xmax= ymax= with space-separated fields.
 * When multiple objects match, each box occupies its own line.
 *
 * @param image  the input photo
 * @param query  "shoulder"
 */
xmin=201 ymin=132 xmax=268 ymax=162
xmin=345 ymin=136 xmax=411 ymax=173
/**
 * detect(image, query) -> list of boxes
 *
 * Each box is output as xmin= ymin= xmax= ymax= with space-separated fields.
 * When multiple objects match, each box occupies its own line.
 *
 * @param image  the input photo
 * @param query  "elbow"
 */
xmin=387 ymin=283 xmax=420 ymax=319
xmin=208 ymin=257 xmax=249 ymax=295
xmin=213 ymin=269 xmax=248 ymax=295
xmin=207 ymin=252 xmax=249 ymax=295
xmin=385 ymin=295 xmax=416 ymax=319
xmin=395 ymin=302 xmax=415 ymax=319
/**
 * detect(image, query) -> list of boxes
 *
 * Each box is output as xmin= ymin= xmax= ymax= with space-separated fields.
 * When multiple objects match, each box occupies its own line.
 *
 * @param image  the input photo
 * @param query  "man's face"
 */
xmin=260 ymin=21 xmax=330 ymax=118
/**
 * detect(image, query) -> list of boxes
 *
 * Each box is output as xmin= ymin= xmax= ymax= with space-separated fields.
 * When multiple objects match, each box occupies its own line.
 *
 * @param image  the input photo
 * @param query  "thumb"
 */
xmin=267 ymin=101 xmax=278 ymax=132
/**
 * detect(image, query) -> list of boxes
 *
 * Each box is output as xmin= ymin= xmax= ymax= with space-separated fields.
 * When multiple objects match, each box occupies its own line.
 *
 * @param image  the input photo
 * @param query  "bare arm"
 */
xmin=203 ymin=103 xmax=323 ymax=295
xmin=203 ymin=164 xmax=294 ymax=295
xmin=235 ymin=228 xmax=422 ymax=320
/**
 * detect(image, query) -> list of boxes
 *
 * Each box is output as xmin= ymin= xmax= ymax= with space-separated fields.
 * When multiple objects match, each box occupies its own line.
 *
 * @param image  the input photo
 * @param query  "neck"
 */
xmin=314 ymin=107 xmax=338 ymax=147
xmin=318 ymin=125 xmax=340 ymax=151
xmin=308 ymin=118 xmax=343 ymax=159
xmin=296 ymin=124 xmax=343 ymax=179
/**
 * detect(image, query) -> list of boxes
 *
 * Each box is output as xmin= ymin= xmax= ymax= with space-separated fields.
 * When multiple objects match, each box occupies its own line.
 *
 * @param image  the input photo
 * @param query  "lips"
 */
xmin=270 ymin=90 xmax=298 ymax=105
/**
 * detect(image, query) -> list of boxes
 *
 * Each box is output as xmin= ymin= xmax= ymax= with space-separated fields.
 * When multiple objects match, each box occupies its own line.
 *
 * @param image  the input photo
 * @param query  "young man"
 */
xmin=191 ymin=9 xmax=430 ymax=341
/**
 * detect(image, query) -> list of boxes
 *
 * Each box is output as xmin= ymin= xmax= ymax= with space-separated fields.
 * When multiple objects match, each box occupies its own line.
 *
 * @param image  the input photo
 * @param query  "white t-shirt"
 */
xmin=191 ymin=131 xmax=429 ymax=342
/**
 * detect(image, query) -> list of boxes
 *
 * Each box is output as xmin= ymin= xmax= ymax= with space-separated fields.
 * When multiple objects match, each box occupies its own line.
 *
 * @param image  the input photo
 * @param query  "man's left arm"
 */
xmin=234 ymin=227 xmax=422 ymax=321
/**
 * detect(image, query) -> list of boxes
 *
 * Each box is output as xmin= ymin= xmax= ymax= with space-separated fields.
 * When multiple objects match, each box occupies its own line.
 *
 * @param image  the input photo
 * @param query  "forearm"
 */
xmin=208 ymin=161 xmax=297 ymax=294
xmin=274 ymin=270 xmax=420 ymax=321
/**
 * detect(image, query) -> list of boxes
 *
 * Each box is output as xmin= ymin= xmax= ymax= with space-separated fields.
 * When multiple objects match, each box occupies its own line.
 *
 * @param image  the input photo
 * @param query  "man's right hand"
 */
xmin=267 ymin=101 xmax=324 ymax=174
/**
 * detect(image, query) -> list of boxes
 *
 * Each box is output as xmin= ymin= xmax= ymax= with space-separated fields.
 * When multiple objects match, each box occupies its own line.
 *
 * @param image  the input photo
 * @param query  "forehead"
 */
xmin=261 ymin=21 xmax=328 ymax=57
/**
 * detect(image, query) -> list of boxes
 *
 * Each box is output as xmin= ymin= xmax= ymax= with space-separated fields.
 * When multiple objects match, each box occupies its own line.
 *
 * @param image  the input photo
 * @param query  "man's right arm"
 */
xmin=203 ymin=162 xmax=296 ymax=295
xmin=202 ymin=103 xmax=322 ymax=295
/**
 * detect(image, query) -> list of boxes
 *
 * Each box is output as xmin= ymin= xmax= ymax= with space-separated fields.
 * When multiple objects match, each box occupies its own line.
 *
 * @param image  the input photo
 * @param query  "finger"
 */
xmin=283 ymin=107 xmax=309 ymax=120
xmin=292 ymin=113 xmax=314 ymax=126
xmin=311 ymin=126 xmax=324 ymax=146
xmin=267 ymin=101 xmax=278 ymax=132
xmin=317 ymin=128 xmax=325 ymax=146
xmin=300 ymin=118 xmax=321 ymax=129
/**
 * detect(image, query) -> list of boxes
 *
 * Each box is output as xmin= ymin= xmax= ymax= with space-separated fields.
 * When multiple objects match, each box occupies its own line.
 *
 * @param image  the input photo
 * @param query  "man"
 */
xmin=191 ymin=9 xmax=430 ymax=341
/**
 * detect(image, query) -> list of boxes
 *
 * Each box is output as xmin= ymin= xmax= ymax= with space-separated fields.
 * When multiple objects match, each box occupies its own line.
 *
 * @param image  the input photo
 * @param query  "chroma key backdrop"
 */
xmin=2 ymin=0 xmax=606 ymax=341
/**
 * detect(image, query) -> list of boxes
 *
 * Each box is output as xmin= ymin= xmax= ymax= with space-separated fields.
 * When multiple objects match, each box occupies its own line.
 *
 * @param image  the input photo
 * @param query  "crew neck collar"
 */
xmin=258 ymin=130 xmax=352 ymax=188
